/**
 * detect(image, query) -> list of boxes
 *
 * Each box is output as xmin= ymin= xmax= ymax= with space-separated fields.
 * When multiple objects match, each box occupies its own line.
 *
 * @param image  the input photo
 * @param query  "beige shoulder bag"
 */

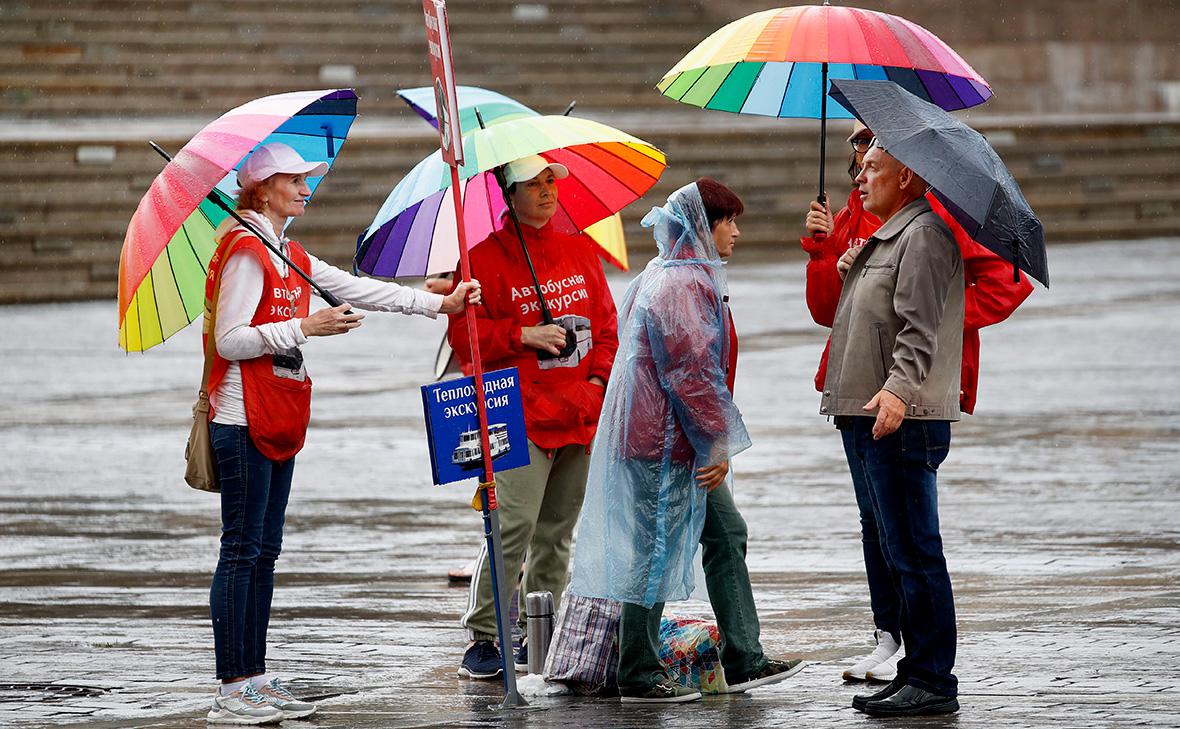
xmin=184 ymin=238 xmax=239 ymax=493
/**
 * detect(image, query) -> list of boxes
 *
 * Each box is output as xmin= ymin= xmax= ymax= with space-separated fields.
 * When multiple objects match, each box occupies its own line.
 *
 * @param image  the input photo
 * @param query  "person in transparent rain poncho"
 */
xmin=568 ymin=179 xmax=804 ymax=704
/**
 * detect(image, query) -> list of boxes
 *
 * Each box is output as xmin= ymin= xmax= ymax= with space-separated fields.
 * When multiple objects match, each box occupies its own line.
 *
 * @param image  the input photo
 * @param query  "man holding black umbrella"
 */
xmin=822 ymin=139 xmax=964 ymax=717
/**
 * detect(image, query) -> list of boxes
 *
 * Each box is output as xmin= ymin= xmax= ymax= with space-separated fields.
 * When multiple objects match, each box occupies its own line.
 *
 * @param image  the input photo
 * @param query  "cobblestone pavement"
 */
xmin=1 ymin=240 xmax=1178 ymax=728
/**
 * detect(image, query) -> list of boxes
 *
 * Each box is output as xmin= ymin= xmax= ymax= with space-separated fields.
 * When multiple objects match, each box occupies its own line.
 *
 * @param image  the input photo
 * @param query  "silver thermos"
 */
xmin=524 ymin=591 xmax=555 ymax=674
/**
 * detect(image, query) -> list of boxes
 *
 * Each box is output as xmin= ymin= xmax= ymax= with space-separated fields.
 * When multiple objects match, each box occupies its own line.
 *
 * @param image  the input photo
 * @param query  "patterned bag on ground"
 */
xmin=659 ymin=616 xmax=729 ymax=694
xmin=543 ymin=593 xmax=620 ymax=694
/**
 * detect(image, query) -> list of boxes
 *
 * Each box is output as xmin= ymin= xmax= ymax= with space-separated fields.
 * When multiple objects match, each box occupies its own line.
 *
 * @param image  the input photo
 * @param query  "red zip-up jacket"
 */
xmin=801 ymin=188 xmax=1033 ymax=414
xmin=447 ymin=220 xmax=619 ymax=449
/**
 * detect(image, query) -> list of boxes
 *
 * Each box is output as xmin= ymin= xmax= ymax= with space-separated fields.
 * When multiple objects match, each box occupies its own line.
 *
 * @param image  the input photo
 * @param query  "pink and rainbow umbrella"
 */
xmin=118 ymin=88 xmax=357 ymax=352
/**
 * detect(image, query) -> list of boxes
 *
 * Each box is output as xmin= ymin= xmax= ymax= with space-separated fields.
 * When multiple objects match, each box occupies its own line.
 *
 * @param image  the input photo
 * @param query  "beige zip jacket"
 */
xmin=820 ymin=197 xmax=965 ymax=421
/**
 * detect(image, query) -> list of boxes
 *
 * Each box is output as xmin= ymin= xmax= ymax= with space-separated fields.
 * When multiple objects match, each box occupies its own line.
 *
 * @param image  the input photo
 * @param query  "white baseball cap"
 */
xmin=237 ymin=142 xmax=329 ymax=188
xmin=503 ymin=154 xmax=569 ymax=187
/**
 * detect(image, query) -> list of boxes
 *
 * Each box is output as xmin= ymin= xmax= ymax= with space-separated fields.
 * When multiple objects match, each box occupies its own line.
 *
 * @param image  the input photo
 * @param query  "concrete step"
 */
xmin=2 ymin=116 xmax=1178 ymax=304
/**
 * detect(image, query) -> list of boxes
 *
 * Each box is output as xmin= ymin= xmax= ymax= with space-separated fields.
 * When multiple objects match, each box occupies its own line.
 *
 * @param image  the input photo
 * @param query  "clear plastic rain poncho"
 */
xmin=569 ymin=182 xmax=752 ymax=608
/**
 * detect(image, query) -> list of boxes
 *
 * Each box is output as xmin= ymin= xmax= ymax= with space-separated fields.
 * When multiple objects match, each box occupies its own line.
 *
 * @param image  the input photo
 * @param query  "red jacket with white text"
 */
xmin=447 ymin=220 xmax=619 ymax=449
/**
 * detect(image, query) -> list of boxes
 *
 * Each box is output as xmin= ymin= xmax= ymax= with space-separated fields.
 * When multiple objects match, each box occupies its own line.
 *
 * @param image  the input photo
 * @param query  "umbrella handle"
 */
xmin=148 ymin=141 xmax=351 ymax=313
xmin=814 ymin=61 xmax=829 ymax=242
xmin=471 ymin=111 xmax=577 ymax=361
xmin=812 ymin=191 xmax=829 ymax=242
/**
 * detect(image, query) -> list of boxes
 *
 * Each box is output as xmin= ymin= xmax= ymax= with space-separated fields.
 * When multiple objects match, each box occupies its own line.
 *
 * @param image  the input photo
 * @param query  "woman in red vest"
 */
xmin=800 ymin=123 xmax=1032 ymax=685
xmin=202 ymin=143 xmax=479 ymax=725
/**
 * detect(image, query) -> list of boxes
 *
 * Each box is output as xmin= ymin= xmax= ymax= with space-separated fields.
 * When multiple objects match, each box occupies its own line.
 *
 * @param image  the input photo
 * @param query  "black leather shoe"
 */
xmin=862 ymin=684 xmax=959 ymax=716
xmin=851 ymin=678 xmax=904 ymax=711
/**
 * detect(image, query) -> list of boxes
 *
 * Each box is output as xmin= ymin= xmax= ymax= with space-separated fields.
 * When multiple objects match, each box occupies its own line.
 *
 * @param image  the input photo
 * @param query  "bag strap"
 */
xmin=199 ymin=232 xmax=247 ymax=396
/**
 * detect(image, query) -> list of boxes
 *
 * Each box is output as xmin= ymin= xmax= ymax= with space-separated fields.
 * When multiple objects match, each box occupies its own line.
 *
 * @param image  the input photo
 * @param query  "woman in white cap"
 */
xmin=202 ymin=142 xmax=479 ymax=724
xmin=447 ymin=154 xmax=619 ymax=680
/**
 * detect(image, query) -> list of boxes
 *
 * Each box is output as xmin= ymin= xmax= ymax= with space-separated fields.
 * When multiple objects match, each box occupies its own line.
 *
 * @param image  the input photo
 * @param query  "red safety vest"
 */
xmin=206 ymin=230 xmax=313 ymax=461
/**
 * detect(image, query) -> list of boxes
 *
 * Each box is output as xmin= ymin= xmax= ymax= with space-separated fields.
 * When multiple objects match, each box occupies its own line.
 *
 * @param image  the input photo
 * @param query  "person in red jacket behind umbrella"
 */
xmin=448 ymin=154 xmax=619 ymax=680
xmin=800 ymin=122 xmax=1033 ymax=683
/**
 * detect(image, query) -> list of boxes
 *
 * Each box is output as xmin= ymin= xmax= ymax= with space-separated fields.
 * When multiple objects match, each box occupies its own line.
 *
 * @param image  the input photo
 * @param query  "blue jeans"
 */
xmin=840 ymin=424 xmax=902 ymax=644
xmin=209 ymin=423 xmax=294 ymax=680
xmin=843 ymin=416 xmax=957 ymax=697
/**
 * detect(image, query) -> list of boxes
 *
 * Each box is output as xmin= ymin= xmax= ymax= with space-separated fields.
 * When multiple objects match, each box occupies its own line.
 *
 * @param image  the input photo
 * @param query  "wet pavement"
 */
xmin=1 ymin=238 xmax=1178 ymax=728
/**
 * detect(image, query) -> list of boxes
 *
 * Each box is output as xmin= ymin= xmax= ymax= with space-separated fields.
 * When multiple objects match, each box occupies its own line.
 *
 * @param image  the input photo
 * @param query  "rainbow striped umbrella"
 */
xmin=398 ymin=85 xmax=538 ymax=132
xmin=657 ymin=3 xmax=991 ymax=197
xmin=355 ymin=115 xmax=663 ymax=278
xmin=392 ymin=86 xmax=631 ymax=272
xmin=118 ymin=89 xmax=357 ymax=352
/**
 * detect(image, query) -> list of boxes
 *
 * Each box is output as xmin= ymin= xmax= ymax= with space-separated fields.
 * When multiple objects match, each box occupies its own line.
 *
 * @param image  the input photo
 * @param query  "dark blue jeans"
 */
xmin=209 ymin=423 xmax=294 ymax=680
xmin=839 ymin=424 xmax=902 ymax=644
xmin=843 ymin=416 xmax=957 ymax=697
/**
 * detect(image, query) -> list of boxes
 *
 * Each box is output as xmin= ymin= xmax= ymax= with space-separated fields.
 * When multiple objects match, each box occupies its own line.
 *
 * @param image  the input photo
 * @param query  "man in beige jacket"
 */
xmin=823 ymin=140 xmax=964 ymax=718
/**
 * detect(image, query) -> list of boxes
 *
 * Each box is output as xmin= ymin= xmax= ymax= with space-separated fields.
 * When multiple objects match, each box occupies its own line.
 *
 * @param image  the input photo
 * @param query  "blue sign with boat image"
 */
xmin=421 ymin=367 xmax=529 ymax=485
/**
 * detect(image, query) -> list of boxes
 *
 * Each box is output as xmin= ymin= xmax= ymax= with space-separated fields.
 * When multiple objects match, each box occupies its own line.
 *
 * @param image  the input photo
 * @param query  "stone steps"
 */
xmin=1 ymin=0 xmax=707 ymax=117
xmin=3 ymin=118 xmax=1178 ymax=305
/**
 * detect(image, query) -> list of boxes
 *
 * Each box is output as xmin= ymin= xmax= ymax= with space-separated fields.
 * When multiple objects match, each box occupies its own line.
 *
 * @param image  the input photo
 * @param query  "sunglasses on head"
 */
xmin=850 ymin=136 xmax=874 ymax=151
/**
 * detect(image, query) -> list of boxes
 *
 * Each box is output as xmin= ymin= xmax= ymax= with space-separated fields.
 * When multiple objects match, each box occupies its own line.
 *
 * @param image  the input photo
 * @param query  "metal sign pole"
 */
xmin=422 ymin=0 xmax=525 ymax=708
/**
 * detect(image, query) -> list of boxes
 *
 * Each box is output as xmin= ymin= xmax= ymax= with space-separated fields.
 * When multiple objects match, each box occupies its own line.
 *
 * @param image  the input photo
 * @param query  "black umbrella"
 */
xmin=828 ymin=78 xmax=1048 ymax=288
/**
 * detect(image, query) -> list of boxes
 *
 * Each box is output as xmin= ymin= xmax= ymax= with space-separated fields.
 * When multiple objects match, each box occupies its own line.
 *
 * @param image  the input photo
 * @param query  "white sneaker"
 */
xmin=841 ymin=629 xmax=902 ymax=682
xmin=257 ymin=677 xmax=317 ymax=719
xmin=866 ymin=641 xmax=905 ymax=683
xmin=206 ymin=684 xmax=284 ymax=725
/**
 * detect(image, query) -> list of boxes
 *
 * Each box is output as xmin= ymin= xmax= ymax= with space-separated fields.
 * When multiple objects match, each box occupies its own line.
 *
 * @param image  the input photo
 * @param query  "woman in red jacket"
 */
xmin=800 ymin=123 xmax=1033 ymax=683
xmin=447 ymin=155 xmax=619 ymax=680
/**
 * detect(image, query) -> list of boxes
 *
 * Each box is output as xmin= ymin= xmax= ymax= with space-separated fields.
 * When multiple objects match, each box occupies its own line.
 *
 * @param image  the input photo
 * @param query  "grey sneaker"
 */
xmin=206 ymin=683 xmax=284 ymax=725
xmin=257 ymin=677 xmax=317 ymax=719
xmin=726 ymin=658 xmax=806 ymax=694
xmin=620 ymin=678 xmax=702 ymax=704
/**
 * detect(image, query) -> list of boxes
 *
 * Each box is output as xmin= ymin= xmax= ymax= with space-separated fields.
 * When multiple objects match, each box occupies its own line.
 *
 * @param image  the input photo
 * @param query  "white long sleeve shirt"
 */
xmin=210 ymin=211 xmax=444 ymax=425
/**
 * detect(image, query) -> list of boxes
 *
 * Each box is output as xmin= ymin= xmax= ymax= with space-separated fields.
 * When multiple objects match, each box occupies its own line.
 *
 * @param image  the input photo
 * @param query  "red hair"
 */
xmin=236 ymin=180 xmax=271 ymax=213
xmin=696 ymin=177 xmax=744 ymax=228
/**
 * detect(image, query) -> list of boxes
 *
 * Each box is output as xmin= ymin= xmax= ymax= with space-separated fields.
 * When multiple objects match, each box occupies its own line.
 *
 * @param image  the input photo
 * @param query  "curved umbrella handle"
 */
xmin=471 ymin=112 xmax=576 ymax=361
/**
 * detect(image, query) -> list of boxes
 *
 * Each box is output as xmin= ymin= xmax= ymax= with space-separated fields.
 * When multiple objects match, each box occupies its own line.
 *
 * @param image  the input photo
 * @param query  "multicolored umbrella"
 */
xmin=392 ymin=86 xmax=630 ymax=272
xmin=118 ymin=88 xmax=357 ymax=352
xmin=657 ymin=3 xmax=991 ymax=198
xmin=356 ymin=115 xmax=663 ymax=278
xmin=398 ymin=84 xmax=538 ymax=132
